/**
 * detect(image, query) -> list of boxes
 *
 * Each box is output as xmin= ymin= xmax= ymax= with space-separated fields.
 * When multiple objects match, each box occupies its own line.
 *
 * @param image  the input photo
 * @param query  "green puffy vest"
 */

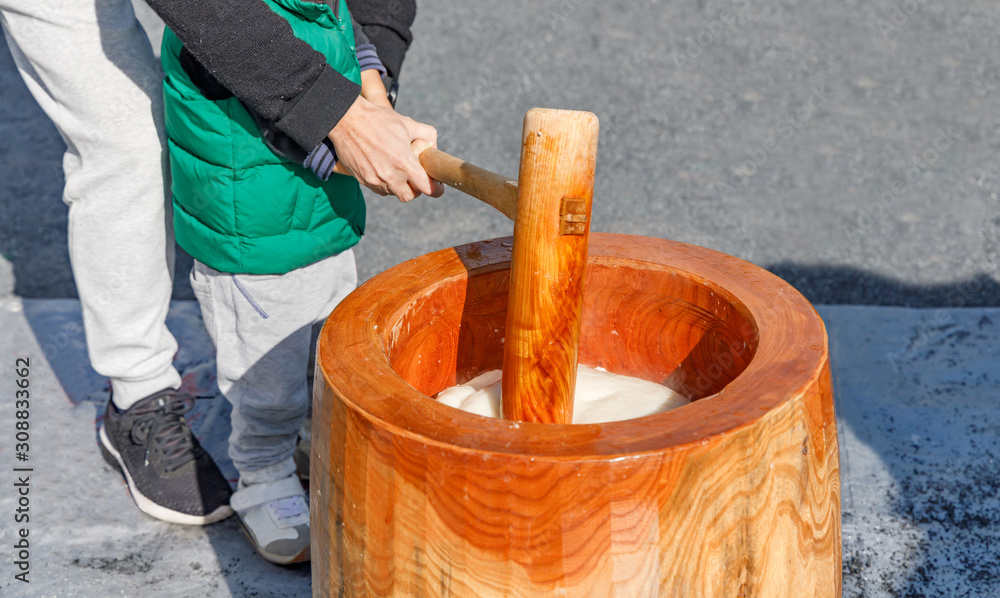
xmin=162 ymin=0 xmax=364 ymax=275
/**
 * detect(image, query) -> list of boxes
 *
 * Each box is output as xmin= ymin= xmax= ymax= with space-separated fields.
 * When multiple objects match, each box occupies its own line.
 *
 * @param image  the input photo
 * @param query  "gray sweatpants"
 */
xmin=1 ymin=0 xmax=181 ymax=407
xmin=189 ymin=251 xmax=357 ymax=484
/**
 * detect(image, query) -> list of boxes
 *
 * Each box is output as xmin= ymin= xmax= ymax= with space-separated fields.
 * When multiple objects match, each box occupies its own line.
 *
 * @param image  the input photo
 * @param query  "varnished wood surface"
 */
xmin=313 ymin=233 xmax=840 ymax=597
xmin=501 ymin=108 xmax=599 ymax=424
xmin=418 ymin=147 xmax=519 ymax=220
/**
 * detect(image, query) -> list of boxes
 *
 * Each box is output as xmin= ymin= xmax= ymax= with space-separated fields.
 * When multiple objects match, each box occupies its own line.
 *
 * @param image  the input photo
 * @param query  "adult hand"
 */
xmin=410 ymin=138 xmax=445 ymax=198
xmin=329 ymin=95 xmax=442 ymax=202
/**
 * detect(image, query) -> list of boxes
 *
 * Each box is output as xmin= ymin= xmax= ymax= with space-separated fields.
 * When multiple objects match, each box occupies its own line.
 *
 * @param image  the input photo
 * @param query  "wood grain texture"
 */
xmin=418 ymin=147 xmax=518 ymax=220
xmin=501 ymin=108 xmax=599 ymax=424
xmin=313 ymin=234 xmax=841 ymax=597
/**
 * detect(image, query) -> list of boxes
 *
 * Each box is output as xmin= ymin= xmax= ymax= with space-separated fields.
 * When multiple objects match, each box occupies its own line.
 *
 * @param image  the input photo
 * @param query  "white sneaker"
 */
xmin=230 ymin=475 xmax=310 ymax=565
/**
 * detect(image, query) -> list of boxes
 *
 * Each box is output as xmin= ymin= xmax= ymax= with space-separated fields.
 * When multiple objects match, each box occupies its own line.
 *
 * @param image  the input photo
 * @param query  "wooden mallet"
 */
xmin=418 ymin=108 xmax=599 ymax=424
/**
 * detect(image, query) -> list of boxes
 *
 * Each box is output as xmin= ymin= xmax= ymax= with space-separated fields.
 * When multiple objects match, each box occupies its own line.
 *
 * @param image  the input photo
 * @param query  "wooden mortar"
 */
xmin=311 ymin=234 xmax=841 ymax=597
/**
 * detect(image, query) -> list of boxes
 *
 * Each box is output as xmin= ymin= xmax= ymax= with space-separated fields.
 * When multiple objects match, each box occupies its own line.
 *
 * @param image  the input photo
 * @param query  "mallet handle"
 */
xmin=502 ymin=109 xmax=599 ymax=424
xmin=417 ymin=110 xmax=598 ymax=425
xmin=418 ymin=147 xmax=519 ymax=220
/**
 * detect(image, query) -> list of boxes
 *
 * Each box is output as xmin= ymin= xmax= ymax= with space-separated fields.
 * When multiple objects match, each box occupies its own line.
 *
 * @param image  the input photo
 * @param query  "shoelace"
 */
xmin=128 ymin=393 xmax=199 ymax=472
xmin=269 ymin=495 xmax=308 ymax=522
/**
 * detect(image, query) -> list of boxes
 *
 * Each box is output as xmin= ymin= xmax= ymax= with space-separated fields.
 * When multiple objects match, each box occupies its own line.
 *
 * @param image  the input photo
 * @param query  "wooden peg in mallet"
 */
xmin=418 ymin=108 xmax=599 ymax=424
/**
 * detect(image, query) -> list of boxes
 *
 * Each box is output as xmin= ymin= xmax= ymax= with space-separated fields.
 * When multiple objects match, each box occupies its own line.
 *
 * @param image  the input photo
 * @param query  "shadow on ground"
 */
xmin=766 ymin=262 xmax=1000 ymax=308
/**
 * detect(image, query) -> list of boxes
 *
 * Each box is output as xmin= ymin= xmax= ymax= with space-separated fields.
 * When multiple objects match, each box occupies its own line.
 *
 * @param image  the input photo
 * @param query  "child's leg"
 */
xmin=190 ymin=250 xmax=357 ymax=484
xmin=292 ymin=321 xmax=325 ymax=479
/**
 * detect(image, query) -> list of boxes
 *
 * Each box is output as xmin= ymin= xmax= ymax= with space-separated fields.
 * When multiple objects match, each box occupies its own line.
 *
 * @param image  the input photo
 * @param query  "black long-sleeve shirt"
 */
xmin=143 ymin=0 xmax=415 ymax=150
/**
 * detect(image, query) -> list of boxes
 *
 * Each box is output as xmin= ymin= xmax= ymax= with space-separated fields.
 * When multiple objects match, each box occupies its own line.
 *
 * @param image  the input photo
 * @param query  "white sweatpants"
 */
xmin=1 ymin=0 xmax=181 ymax=407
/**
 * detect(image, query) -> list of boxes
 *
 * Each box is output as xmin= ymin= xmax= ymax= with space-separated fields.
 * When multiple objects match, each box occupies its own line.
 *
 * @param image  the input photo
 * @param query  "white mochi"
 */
xmin=435 ymin=365 xmax=689 ymax=424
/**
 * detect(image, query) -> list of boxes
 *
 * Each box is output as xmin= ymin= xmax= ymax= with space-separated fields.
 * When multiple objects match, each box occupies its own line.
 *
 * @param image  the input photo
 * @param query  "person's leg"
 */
xmin=292 ymin=320 xmax=325 ymax=479
xmin=190 ymin=249 xmax=356 ymax=563
xmin=2 ymin=1 xmax=232 ymax=526
xmin=191 ymin=250 xmax=357 ymax=480
xmin=0 ymin=0 xmax=180 ymax=406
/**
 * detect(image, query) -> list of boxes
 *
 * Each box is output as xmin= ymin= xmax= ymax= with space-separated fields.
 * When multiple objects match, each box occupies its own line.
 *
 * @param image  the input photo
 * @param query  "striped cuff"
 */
xmin=356 ymin=44 xmax=386 ymax=76
xmin=304 ymin=138 xmax=338 ymax=181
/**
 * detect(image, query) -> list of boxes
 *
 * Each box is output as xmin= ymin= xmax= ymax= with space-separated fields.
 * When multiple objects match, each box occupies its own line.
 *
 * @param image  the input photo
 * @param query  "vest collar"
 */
xmin=270 ymin=0 xmax=343 ymax=29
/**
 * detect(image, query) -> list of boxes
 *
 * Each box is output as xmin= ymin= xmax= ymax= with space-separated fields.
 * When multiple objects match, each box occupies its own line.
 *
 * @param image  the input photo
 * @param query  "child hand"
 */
xmin=360 ymin=70 xmax=393 ymax=109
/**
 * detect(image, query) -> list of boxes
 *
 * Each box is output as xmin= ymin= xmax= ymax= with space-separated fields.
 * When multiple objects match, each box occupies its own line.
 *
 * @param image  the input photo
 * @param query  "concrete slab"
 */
xmin=0 ymin=298 xmax=308 ymax=598
xmin=0 ymin=298 xmax=997 ymax=596
xmin=824 ymin=305 xmax=1000 ymax=597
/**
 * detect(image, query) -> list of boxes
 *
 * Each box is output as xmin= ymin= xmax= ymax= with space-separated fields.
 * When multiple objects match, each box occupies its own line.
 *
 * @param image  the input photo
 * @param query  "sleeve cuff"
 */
xmin=356 ymin=44 xmax=386 ymax=76
xmin=304 ymin=138 xmax=338 ymax=181
xmin=274 ymin=65 xmax=361 ymax=150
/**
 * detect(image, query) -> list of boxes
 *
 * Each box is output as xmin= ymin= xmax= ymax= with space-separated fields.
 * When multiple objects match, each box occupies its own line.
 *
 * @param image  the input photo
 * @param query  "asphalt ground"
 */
xmin=1 ymin=0 xmax=999 ymax=305
xmin=1 ymin=2 xmax=999 ymax=597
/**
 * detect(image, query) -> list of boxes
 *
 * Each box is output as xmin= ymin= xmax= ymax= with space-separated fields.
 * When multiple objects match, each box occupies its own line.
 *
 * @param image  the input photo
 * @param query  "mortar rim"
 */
xmin=317 ymin=233 xmax=829 ymax=458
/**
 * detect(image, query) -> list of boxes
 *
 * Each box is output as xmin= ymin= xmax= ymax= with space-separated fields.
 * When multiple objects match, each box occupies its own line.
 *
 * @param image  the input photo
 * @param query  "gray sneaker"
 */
xmin=231 ymin=475 xmax=310 ymax=565
xmin=99 ymin=389 xmax=233 ymax=525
